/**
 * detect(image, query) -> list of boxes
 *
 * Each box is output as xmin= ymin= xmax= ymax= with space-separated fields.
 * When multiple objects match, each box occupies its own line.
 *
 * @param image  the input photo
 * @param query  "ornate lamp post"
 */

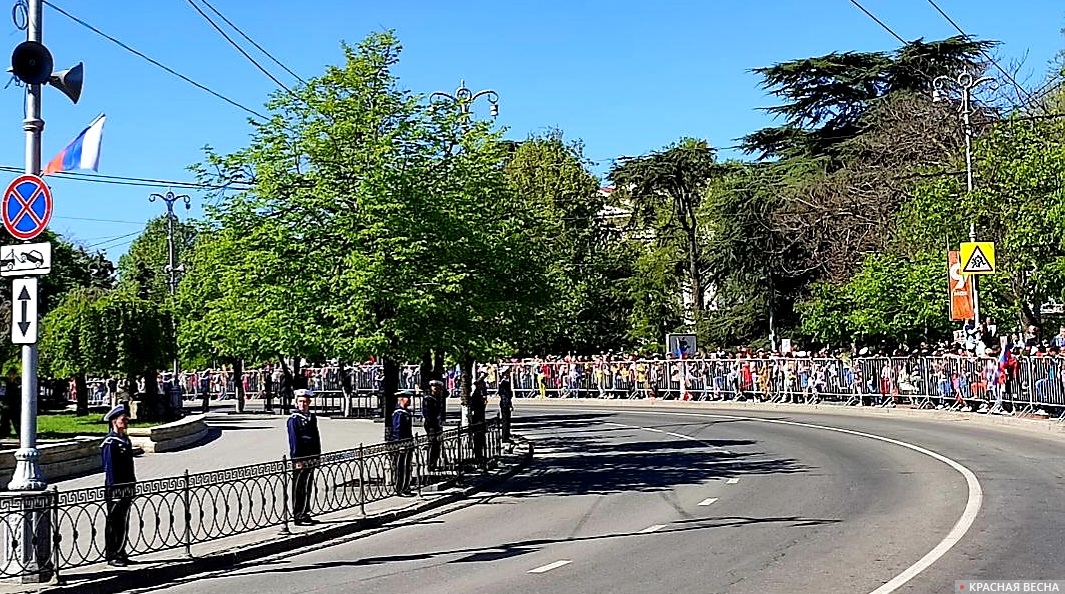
xmin=430 ymin=80 xmax=499 ymax=118
xmin=933 ymin=71 xmax=994 ymax=326
xmin=149 ymin=190 xmax=191 ymax=412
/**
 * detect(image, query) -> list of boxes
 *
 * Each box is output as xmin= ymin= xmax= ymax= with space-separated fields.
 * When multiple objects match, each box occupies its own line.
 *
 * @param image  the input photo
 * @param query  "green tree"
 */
xmin=609 ymin=138 xmax=718 ymax=321
xmin=504 ymin=132 xmax=633 ymax=354
xmin=118 ymin=215 xmax=197 ymax=303
xmin=188 ymin=32 xmax=549 ymax=427
xmin=39 ymin=287 xmax=108 ymax=415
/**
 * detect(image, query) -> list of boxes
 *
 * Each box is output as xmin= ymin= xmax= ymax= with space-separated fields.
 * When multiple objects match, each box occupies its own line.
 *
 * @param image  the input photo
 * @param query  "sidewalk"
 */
xmin=0 ymin=409 xmax=529 ymax=594
xmin=52 ymin=400 xmax=436 ymax=491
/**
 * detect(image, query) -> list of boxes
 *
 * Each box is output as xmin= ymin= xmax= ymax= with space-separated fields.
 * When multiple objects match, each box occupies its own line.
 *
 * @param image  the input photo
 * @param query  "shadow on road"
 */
xmin=502 ymin=411 xmax=806 ymax=497
xmin=220 ymin=513 xmax=838 ymax=578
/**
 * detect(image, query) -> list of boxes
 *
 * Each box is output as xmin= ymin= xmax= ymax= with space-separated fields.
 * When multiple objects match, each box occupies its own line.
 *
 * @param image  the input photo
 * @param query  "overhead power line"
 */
xmin=845 ymin=0 xmax=907 ymax=44
xmin=185 ymin=0 xmax=299 ymax=99
xmin=0 ymin=165 xmax=246 ymax=190
xmin=43 ymin=0 xmax=268 ymax=120
xmin=85 ymin=229 xmax=144 ymax=249
xmin=196 ymin=0 xmax=307 ymax=85
xmin=924 ymin=0 xmax=1037 ymax=105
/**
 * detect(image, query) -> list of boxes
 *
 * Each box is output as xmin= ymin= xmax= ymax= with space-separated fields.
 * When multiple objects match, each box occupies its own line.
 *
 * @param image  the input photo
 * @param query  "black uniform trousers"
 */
xmin=291 ymin=461 xmax=316 ymax=521
xmin=105 ymin=484 xmax=135 ymax=560
xmin=471 ymin=422 xmax=487 ymax=466
xmin=392 ymin=442 xmax=413 ymax=494
xmin=500 ymin=406 xmax=512 ymax=442
xmin=425 ymin=426 xmax=443 ymax=470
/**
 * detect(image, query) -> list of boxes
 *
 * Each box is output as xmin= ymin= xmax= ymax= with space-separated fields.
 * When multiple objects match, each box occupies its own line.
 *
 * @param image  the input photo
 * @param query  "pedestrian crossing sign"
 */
xmin=960 ymin=241 xmax=995 ymax=275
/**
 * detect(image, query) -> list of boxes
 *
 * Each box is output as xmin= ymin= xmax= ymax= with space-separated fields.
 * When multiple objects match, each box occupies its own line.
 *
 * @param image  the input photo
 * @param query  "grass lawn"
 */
xmin=36 ymin=411 xmax=159 ymax=441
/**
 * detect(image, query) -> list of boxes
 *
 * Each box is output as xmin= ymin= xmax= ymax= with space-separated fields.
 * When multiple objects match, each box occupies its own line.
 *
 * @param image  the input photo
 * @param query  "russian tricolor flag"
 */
xmin=43 ymin=114 xmax=105 ymax=176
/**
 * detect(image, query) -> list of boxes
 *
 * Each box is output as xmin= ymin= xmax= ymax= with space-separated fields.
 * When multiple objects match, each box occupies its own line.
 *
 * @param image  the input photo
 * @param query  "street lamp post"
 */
xmin=430 ymin=80 xmax=499 ymax=119
xmin=149 ymin=190 xmax=191 ymax=415
xmin=426 ymin=81 xmax=498 ymax=430
xmin=933 ymin=71 xmax=994 ymax=327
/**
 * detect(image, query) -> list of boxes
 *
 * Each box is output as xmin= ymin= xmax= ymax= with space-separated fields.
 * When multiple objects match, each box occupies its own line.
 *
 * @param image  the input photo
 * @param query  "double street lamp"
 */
xmin=933 ymin=71 xmax=994 ymax=326
xmin=149 ymin=190 xmax=191 ymax=409
xmin=430 ymin=80 xmax=499 ymax=119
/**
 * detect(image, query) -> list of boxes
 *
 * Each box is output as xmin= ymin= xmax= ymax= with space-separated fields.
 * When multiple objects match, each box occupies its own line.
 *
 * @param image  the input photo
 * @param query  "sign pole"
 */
xmin=8 ymin=0 xmax=46 ymax=492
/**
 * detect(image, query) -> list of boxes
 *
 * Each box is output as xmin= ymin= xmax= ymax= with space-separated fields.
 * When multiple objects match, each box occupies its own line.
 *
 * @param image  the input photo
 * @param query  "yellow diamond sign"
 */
xmin=960 ymin=241 xmax=995 ymax=275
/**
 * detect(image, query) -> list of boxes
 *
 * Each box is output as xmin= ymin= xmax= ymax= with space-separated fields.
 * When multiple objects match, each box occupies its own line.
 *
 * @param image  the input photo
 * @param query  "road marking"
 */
xmin=726 ymin=478 xmax=739 ymax=484
xmin=529 ymin=560 xmax=571 ymax=573
xmin=697 ymin=497 xmax=718 ymax=506
xmin=638 ymin=524 xmax=667 ymax=533
xmin=665 ymin=431 xmax=690 ymax=439
xmin=576 ymin=408 xmax=983 ymax=594
xmin=643 ymin=427 xmax=664 ymax=433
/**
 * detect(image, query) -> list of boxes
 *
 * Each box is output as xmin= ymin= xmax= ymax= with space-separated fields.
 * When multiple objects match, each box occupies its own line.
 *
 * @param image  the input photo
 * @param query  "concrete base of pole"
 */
xmin=6 ymin=448 xmax=46 ymax=491
xmin=0 ymin=490 xmax=54 ymax=584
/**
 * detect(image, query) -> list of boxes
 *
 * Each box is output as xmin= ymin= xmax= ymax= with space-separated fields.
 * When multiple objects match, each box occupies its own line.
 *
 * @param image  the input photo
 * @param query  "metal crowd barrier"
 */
xmin=0 ymin=419 xmax=501 ymax=580
xmin=485 ymin=356 xmax=1065 ymax=415
xmin=174 ymin=366 xmax=424 ymax=418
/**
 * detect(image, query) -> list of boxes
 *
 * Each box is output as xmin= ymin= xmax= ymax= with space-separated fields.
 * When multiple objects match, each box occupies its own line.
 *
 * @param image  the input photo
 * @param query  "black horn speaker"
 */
xmin=11 ymin=40 xmax=53 ymax=85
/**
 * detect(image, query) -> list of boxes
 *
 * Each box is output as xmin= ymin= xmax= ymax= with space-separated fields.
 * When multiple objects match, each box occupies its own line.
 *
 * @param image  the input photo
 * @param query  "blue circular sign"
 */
xmin=2 ymin=174 xmax=53 ymax=241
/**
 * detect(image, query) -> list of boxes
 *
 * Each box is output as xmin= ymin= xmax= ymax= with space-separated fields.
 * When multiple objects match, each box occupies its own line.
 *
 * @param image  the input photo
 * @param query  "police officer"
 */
xmin=287 ymin=389 xmax=321 ymax=525
xmin=497 ymin=368 xmax=514 ymax=443
xmin=390 ymin=393 xmax=414 ymax=496
xmin=422 ymin=381 xmax=444 ymax=470
xmin=101 ymin=403 xmax=136 ymax=566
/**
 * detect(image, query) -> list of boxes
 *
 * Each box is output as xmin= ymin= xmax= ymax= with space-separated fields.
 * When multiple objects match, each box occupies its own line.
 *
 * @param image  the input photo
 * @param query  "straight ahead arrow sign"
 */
xmin=17 ymin=286 xmax=30 ymax=336
xmin=11 ymin=278 xmax=37 ymax=344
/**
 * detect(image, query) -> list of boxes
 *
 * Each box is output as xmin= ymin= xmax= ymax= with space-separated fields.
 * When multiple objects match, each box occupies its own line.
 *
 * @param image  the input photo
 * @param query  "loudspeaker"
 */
xmin=49 ymin=62 xmax=83 ymax=104
xmin=10 ymin=40 xmax=53 ymax=85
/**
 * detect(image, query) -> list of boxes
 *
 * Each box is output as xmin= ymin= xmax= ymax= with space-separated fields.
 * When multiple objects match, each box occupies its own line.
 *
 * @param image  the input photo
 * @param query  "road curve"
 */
xmin=137 ymin=404 xmax=1065 ymax=594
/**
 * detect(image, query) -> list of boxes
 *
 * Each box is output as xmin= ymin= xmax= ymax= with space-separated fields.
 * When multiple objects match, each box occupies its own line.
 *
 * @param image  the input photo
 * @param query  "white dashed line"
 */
xmin=643 ymin=427 xmax=664 ymax=433
xmin=529 ymin=560 xmax=572 ymax=574
xmin=726 ymin=478 xmax=740 ymax=484
xmin=638 ymin=524 xmax=667 ymax=533
xmin=596 ymin=409 xmax=983 ymax=594
xmin=697 ymin=497 xmax=719 ymax=506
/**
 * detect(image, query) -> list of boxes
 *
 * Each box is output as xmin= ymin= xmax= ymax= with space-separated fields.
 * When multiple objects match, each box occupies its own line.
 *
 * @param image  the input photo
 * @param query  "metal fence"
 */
xmin=485 ymin=356 xmax=1065 ymax=415
xmin=0 ymin=419 xmax=502 ymax=580
xmin=169 ymin=366 xmax=423 ymax=418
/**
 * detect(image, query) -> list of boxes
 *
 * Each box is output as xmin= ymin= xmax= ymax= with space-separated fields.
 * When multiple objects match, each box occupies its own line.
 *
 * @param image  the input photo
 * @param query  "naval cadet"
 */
xmin=287 ymin=389 xmax=321 ymax=525
xmin=422 ymin=381 xmax=444 ymax=470
xmin=101 ymin=403 xmax=136 ymax=567
xmin=390 ymin=393 xmax=414 ymax=496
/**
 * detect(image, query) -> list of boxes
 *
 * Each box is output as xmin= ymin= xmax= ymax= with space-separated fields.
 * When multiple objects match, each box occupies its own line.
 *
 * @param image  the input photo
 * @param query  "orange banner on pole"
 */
xmin=948 ymin=250 xmax=974 ymax=321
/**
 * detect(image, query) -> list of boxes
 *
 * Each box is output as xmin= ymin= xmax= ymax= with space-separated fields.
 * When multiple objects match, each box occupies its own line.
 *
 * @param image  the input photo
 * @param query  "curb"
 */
xmin=37 ymin=440 xmax=533 ymax=594
xmin=518 ymin=397 xmax=1065 ymax=438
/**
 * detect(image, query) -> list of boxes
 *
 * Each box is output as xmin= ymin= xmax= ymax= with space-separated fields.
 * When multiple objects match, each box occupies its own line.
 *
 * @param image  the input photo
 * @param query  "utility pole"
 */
xmin=934 ymin=72 xmax=994 ymax=327
xmin=9 ymin=0 xmax=46 ymax=493
xmin=149 ymin=190 xmax=190 ymax=417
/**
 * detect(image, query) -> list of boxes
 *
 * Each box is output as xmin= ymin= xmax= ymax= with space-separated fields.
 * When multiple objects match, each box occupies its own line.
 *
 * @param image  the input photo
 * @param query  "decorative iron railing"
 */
xmin=0 ymin=419 xmax=502 ymax=580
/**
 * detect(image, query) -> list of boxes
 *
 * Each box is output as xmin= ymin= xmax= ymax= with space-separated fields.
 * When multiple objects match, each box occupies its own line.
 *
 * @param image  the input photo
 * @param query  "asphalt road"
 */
xmin=136 ymin=404 xmax=1065 ymax=594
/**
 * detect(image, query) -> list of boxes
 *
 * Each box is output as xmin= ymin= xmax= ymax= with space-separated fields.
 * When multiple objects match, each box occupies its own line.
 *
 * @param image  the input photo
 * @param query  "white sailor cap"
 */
xmin=294 ymin=388 xmax=313 ymax=398
xmin=103 ymin=404 xmax=128 ymax=423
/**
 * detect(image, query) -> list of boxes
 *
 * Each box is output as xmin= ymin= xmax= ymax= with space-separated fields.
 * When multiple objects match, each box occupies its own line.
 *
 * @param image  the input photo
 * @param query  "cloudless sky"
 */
xmin=0 ymin=0 xmax=1061 ymax=262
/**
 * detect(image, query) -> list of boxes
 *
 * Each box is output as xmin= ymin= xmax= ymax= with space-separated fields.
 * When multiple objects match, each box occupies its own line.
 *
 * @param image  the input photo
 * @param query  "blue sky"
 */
xmin=0 ymin=0 xmax=1062 ymax=262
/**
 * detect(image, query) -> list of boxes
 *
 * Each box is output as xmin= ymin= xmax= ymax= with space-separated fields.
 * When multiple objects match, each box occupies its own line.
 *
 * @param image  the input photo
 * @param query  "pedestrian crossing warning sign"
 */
xmin=960 ymin=241 xmax=995 ymax=275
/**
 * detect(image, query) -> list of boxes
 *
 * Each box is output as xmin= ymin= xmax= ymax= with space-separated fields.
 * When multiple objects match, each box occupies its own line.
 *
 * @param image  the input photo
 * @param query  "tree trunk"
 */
xmin=432 ymin=348 xmax=446 ymax=382
xmin=687 ymin=228 xmax=704 ymax=315
xmin=74 ymin=373 xmax=89 ymax=417
xmin=232 ymin=358 xmax=245 ymax=413
xmin=278 ymin=356 xmax=293 ymax=414
xmin=419 ymin=350 xmax=432 ymax=394
xmin=381 ymin=357 xmax=399 ymax=442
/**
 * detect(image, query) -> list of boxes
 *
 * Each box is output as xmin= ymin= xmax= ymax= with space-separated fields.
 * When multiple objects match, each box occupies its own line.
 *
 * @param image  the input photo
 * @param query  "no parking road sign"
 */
xmin=2 ymin=174 xmax=53 ymax=241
